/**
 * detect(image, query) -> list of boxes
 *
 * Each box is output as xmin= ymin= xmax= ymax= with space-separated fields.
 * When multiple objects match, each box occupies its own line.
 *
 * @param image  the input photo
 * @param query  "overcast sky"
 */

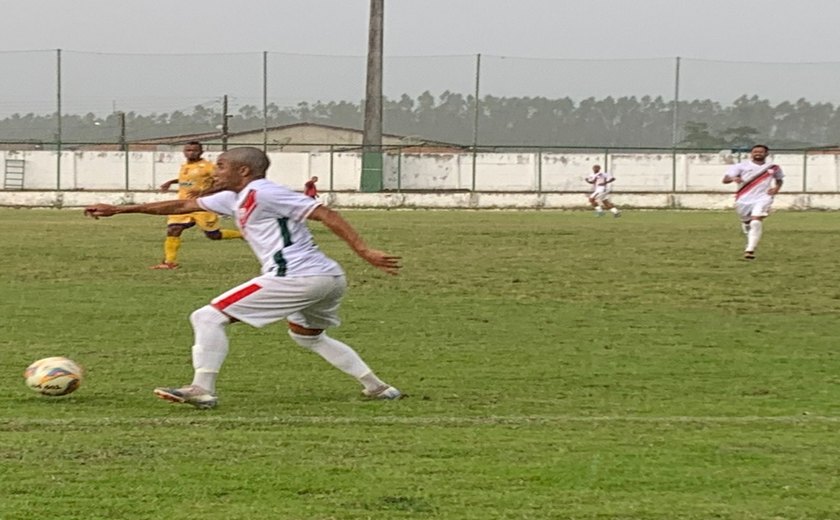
xmin=3 ymin=0 xmax=840 ymax=116
xmin=3 ymin=0 xmax=839 ymax=60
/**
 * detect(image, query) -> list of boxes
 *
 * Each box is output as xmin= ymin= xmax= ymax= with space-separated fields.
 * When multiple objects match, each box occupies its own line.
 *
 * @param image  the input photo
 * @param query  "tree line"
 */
xmin=1 ymin=92 xmax=838 ymax=149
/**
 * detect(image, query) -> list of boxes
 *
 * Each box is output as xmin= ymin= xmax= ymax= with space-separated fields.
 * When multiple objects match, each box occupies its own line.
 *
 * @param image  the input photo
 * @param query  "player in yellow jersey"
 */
xmin=150 ymin=141 xmax=242 ymax=269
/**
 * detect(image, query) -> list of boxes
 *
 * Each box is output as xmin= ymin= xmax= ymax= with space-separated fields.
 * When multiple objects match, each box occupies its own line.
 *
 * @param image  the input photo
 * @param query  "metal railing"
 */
xmin=3 ymin=51 xmax=840 ymax=151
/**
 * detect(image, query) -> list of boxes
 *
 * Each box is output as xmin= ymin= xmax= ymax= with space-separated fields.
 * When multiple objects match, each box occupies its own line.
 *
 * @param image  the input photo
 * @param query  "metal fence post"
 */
xmin=671 ymin=57 xmax=681 ymax=193
xmin=56 ymin=48 xmax=62 ymax=190
xmin=802 ymin=149 xmax=808 ymax=192
xmin=672 ymin=149 xmax=678 ymax=193
xmin=537 ymin=148 xmax=542 ymax=193
xmin=471 ymin=53 xmax=481 ymax=192
xmin=397 ymin=146 xmax=402 ymax=192
xmin=329 ymin=144 xmax=334 ymax=191
xmin=671 ymin=57 xmax=681 ymax=147
xmin=118 ymin=111 xmax=128 ymax=190
xmin=262 ymin=51 xmax=268 ymax=152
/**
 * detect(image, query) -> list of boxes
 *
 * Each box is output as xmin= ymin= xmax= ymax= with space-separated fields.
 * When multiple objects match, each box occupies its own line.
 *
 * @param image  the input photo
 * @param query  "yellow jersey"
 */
xmin=177 ymin=159 xmax=215 ymax=199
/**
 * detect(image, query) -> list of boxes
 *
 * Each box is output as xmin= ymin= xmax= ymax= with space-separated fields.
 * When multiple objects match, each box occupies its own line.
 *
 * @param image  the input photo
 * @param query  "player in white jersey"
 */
xmin=722 ymin=144 xmax=784 ymax=260
xmin=85 ymin=147 xmax=402 ymax=408
xmin=585 ymin=164 xmax=621 ymax=217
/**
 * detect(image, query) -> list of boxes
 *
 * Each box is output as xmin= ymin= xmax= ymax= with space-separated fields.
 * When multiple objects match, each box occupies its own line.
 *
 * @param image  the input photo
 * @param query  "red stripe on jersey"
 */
xmin=238 ymin=189 xmax=257 ymax=229
xmin=736 ymin=171 xmax=772 ymax=200
xmin=212 ymin=283 xmax=262 ymax=311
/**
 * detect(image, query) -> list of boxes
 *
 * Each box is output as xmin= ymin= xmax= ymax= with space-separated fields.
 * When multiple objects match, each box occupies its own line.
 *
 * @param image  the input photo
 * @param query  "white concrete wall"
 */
xmin=3 ymin=150 xmax=840 ymax=204
xmin=4 ymin=190 xmax=840 ymax=210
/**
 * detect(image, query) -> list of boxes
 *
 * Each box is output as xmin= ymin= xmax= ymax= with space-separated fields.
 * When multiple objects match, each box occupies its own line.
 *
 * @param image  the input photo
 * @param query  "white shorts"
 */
xmin=211 ymin=274 xmax=347 ymax=329
xmin=590 ymin=190 xmax=610 ymax=202
xmin=735 ymin=197 xmax=773 ymax=221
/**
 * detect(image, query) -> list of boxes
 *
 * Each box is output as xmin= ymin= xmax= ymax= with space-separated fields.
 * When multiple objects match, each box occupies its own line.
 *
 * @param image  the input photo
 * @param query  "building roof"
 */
xmin=131 ymin=121 xmax=455 ymax=147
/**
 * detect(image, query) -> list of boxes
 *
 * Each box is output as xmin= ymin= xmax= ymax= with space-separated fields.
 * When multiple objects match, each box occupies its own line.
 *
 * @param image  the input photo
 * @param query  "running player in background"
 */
xmin=722 ymin=144 xmax=784 ymax=260
xmin=585 ymin=164 xmax=621 ymax=217
xmin=85 ymin=147 xmax=402 ymax=408
xmin=304 ymin=175 xmax=319 ymax=198
xmin=152 ymin=141 xmax=242 ymax=270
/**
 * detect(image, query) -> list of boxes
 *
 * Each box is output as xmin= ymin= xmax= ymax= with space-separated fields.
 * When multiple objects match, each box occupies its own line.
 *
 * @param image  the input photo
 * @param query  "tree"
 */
xmin=722 ymin=125 xmax=760 ymax=150
xmin=680 ymin=121 xmax=727 ymax=149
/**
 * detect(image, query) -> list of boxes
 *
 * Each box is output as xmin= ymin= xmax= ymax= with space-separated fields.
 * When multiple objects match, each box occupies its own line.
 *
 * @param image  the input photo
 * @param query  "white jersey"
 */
xmin=198 ymin=178 xmax=343 ymax=277
xmin=587 ymin=171 xmax=614 ymax=193
xmin=724 ymin=161 xmax=784 ymax=204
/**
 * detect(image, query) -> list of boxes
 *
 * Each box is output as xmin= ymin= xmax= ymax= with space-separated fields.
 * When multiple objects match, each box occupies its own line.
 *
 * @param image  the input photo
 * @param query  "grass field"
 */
xmin=1 ymin=207 xmax=839 ymax=520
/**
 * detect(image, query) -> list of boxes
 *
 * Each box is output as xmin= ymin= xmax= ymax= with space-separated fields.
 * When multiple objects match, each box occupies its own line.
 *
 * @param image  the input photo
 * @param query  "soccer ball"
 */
xmin=24 ymin=356 xmax=83 ymax=396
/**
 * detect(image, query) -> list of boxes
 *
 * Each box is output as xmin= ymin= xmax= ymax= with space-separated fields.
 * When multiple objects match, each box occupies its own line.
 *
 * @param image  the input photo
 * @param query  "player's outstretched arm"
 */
xmin=84 ymin=199 xmax=202 ymax=219
xmin=308 ymin=205 xmax=401 ymax=275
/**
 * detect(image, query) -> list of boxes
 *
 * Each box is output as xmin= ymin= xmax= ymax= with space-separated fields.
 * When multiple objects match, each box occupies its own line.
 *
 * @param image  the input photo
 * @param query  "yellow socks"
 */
xmin=220 ymin=229 xmax=243 ymax=240
xmin=164 ymin=236 xmax=181 ymax=263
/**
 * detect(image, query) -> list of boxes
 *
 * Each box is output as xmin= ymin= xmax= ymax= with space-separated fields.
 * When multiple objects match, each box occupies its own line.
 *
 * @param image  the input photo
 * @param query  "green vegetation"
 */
xmin=1 ymin=209 xmax=839 ymax=519
xmin=2 ymin=93 xmax=837 ymax=148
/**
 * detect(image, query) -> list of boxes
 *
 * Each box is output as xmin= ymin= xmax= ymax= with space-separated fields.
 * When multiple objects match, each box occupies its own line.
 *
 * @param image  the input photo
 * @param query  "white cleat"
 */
xmin=154 ymin=384 xmax=218 ymax=409
xmin=362 ymin=384 xmax=403 ymax=400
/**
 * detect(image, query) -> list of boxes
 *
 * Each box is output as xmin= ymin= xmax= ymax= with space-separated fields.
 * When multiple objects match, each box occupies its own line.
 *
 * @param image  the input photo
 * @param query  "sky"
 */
xmin=2 ymin=0 xmax=840 ymax=116
xmin=4 ymin=0 xmax=840 ymax=60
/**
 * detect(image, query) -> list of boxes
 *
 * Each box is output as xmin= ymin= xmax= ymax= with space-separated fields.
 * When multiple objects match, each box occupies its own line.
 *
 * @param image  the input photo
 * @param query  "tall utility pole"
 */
xmin=360 ymin=0 xmax=384 ymax=192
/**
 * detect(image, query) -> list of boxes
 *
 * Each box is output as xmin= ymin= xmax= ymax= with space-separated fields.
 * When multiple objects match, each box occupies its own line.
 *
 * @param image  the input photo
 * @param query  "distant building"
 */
xmin=113 ymin=122 xmax=466 ymax=154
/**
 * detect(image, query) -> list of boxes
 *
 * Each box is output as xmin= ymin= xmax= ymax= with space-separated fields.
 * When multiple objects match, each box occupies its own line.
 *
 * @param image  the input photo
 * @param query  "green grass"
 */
xmin=1 ymin=208 xmax=839 ymax=520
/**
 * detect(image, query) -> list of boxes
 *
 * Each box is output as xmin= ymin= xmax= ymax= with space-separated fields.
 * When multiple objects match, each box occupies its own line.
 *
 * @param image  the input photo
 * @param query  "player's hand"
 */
xmin=359 ymin=248 xmax=402 ymax=275
xmin=84 ymin=204 xmax=119 ymax=219
xmin=159 ymin=181 xmax=173 ymax=193
xmin=767 ymin=186 xmax=780 ymax=195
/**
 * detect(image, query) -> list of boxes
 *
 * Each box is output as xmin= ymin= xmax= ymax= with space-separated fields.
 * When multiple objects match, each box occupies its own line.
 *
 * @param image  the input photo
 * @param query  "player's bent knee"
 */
xmin=190 ymin=305 xmax=230 ymax=328
xmin=288 ymin=329 xmax=324 ymax=350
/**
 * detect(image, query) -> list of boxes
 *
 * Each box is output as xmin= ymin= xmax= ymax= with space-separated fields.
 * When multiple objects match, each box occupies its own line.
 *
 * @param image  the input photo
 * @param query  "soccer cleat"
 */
xmin=613 ymin=211 xmax=622 ymax=218
xmin=595 ymin=211 xmax=604 ymax=217
xmin=362 ymin=384 xmax=403 ymax=400
xmin=150 ymin=262 xmax=180 ymax=270
xmin=154 ymin=385 xmax=218 ymax=409
xmin=743 ymin=251 xmax=756 ymax=260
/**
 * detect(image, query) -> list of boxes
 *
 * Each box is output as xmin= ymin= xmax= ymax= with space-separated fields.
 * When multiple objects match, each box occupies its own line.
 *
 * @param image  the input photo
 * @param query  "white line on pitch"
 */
xmin=1 ymin=414 xmax=838 ymax=429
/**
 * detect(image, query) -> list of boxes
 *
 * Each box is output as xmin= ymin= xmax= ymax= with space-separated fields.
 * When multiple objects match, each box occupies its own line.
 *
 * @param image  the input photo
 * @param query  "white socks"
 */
xmin=610 ymin=207 xmax=619 ymax=214
xmin=594 ymin=206 xmax=604 ymax=214
xmin=741 ymin=221 xmax=751 ymax=235
xmin=189 ymin=305 xmax=230 ymax=393
xmin=288 ymin=330 xmax=385 ymax=392
xmin=184 ymin=307 xmax=388 ymax=396
xmin=746 ymin=220 xmax=763 ymax=252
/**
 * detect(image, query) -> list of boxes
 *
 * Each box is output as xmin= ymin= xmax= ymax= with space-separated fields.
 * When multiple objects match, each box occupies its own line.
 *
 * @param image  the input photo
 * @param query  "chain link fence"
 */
xmin=3 ymin=51 xmax=840 ymax=147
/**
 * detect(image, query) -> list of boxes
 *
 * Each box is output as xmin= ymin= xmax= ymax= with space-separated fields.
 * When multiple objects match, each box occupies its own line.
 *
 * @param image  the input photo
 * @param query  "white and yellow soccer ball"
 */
xmin=24 ymin=356 xmax=83 ymax=396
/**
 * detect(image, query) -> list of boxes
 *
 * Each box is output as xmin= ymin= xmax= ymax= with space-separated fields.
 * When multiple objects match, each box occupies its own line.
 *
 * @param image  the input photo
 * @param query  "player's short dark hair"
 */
xmin=751 ymin=144 xmax=769 ymax=152
xmin=185 ymin=141 xmax=203 ymax=148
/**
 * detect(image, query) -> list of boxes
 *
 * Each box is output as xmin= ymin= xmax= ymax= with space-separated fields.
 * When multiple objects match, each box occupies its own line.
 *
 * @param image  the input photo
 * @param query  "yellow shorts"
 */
xmin=166 ymin=211 xmax=220 ymax=231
